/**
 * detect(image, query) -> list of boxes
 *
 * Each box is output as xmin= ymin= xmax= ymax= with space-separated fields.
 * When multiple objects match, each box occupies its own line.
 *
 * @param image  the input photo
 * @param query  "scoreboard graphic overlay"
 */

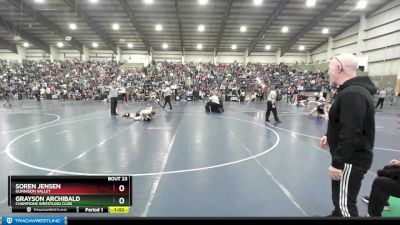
xmin=8 ymin=176 xmax=132 ymax=214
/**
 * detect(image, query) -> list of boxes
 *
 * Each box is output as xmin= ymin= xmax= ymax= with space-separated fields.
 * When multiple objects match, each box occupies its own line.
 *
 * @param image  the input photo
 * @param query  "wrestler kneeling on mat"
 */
xmin=205 ymin=92 xmax=224 ymax=113
xmin=122 ymin=106 xmax=156 ymax=122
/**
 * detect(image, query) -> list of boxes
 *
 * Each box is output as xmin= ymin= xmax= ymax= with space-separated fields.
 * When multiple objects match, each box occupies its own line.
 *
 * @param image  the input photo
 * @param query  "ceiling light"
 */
xmin=88 ymin=0 xmax=98 ymax=3
xmin=240 ymin=26 xmax=247 ymax=33
xmin=13 ymin=36 xmax=21 ymax=41
xmin=127 ymin=43 xmax=133 ymax=48
xmin=253 ymin=0 xmax=262 ymax=5
xmin=69 ymin=23 xmax=77 ymax=30
xmin=231 ymin=44 xmax=237 ymax=50
xmin=92 ymin=42 xmax=98 ymax=48
xmin=265 ymin=45 xmax=271 ymax=50
xmin=23 ymin=42 xmax=30 ymax=48
xmin=162 ymin=43 xmax=168 ymax=49
xmin=155 ymin=24 xmax=163 ymax=31
xmin=198 ymin=25 xmax=205 ymax=32
xmin=65 ymin=36 xmax=72 ymax=41
xmin=143 ymin=0 xmax=154 ymax=4
xmin=199 ymin=0 xmax=208 ymax=5
xmin=306 ymin=0 xmax=316 ymax=7
xmin=112 ymin=24 xmax=120 ymax=30
xmin=322 ymin=28 xmax=329 ymax=34
xmin=34 ymin=0 xmax=44 ymax=3
xmin=57 ymin=42 xmax=64 ymax=48
xmin=356 ymin=0 xmax=367 ymax=9
xmin=197 ymin=44 xmax=203 ymax=50
xmin=299 ymin=45 xmax=305 ymax=51
xmin=281 ymin=26 xmax=289 ymax=33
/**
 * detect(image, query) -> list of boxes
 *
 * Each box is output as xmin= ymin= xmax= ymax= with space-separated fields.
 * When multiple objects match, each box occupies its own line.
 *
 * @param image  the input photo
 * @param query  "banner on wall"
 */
xmin=123 ymin=55 xmax=149 ymax=67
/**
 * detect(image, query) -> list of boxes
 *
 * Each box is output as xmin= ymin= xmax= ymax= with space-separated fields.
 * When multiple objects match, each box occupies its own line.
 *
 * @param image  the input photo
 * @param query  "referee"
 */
xmin=320 ymin=54 xmax=376 ymax=217
xmin=109 ymin=83 xmax=119 ymax=116
xmin=265 ymin=86 xmax=282 ymax=123
xmin=162 ymin=85 xmax=173 ymax=110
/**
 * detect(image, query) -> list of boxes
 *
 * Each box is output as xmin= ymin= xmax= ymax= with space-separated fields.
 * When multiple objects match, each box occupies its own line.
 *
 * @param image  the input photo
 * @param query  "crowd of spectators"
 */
xmin=0 ymin=59 xmax=331 ymax=103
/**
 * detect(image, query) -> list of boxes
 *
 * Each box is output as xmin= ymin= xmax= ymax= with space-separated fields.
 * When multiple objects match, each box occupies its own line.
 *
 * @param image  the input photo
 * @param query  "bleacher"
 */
xmin=120 ymin=62 xmax=144 ymax=71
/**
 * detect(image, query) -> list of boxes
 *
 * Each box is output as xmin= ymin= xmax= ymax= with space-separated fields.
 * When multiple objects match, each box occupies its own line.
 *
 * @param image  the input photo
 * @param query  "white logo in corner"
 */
xmin=26 ymin=207 xmax=31 ymax=213
xmin=6 ymin=217 xmax=13 ymax=224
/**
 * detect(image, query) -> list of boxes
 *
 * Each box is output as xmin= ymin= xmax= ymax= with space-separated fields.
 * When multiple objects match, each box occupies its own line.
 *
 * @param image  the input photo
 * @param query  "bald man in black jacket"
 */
xmin=321 ymin=54 xmax=377 ymax=217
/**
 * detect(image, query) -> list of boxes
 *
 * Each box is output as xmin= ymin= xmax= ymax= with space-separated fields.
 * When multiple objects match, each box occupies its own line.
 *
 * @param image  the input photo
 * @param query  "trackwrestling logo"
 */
xmin=2 ymin=217 xmax=64 ymax=225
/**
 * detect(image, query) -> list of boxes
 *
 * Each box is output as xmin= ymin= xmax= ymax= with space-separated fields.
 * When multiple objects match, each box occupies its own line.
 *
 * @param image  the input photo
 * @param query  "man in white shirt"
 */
xmin=120 ymin=85 xmax=127 ymax=103
xmin=384 ymin=87 xmax=394 ymax=105
xmin=40 ymin=87 xmax=46 ymax=98
xmin=375 ymin=89 xmax=386 ymax=110
xmin=32 ymin=85 xmax=40 ymax=102
xmin=265 ymin=86 xmax=282 ymax=123
xmin=205 ymin=92 xmax=223 ymax=113
xmin=162 ymin=86 xmax=173 ymax=110
xmin=109 ymin=83 xmax=119 ymax=116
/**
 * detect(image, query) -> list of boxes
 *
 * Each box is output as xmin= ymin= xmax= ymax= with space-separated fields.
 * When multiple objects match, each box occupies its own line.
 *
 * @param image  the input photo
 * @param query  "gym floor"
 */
xmin=0 ymin=99 xmax=399 ymax=217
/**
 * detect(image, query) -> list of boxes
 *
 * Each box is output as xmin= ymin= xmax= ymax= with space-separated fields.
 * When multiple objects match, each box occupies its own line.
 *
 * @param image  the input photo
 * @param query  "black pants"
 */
xmin=110 ymin=97 xmax=117 ymax=115
xmin=266 ymin=101 xmax=279 ymax=122
xmin=35 ymin=92 xmax=41 ymax=102
xmin=163 ymin=96 xmax=172 ymax=110
xmin=376 ymin=98 xmax=384 ymax=109
xmin=205 ymin=102 xmax=221 ymax=113
xmin=331 ymin=164 xmax=366 ymax=217
xmin=368 ymin=177 xmax=400 ymax=217
xmin=122 ymin=93 xmax=128 ymax=103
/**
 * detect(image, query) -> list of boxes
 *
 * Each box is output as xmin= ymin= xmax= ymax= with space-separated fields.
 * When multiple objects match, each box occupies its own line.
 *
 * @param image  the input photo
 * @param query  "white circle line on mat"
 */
xmin=266 ymin=114 xmax=400 ymax=152
xmin=5 ymin=113 xmax=280 ymax=176
xmin=0 ymin=112 xmax=60 ymax=134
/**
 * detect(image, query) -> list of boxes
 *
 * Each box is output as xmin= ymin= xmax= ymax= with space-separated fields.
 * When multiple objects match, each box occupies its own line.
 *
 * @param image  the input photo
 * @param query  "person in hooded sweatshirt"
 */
xmin=320 ymin=54 xmax=377 ymax=217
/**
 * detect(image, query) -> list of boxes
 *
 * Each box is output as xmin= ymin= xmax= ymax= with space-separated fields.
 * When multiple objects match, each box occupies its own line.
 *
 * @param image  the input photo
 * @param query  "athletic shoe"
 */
xmin=265 ymin=120 xmax=270 ymax=123
xmin=362 ymin=196 xmax=390 ymax=210
xmin=362 ymin=196 xmax=369 ymax=204
xmin=276 ymin=120 xmax=282 ymax=123
xmin=122 ymin=113 xmax=130 ymax=118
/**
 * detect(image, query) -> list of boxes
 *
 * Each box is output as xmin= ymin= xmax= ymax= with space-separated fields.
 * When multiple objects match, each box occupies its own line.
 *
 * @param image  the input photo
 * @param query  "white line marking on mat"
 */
xmin=0 ymin=197 xmax=7 ymax=205
xmin=0 ymin=113 xmax=60 ymax=134
xmin=5 ymin=114 xmax=279 ymax=177
xmin=47 ymin=125 xmax=134 ymax=175
xmin=147 ymin=127 xmax=173 ymax=130
xmin=226 ymin=128 xmax=308 ymax=217
xmin=55 ymin=130 xmax=68 ymax=135
xmin=266 ymin=114 xmax=400 ymax=152
xmin=142 ymin=120 xmax=181 ymax=217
